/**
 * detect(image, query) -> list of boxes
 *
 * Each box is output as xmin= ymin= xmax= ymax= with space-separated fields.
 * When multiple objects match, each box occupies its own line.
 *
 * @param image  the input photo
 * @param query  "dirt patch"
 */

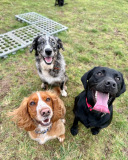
xmin=0 ymin=75 xmax=11 ymax=100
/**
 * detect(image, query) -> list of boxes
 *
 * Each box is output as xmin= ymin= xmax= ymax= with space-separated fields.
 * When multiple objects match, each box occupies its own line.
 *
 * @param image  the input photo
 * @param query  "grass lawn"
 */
xmin=0 ymin=0 xmax=128 ymax=159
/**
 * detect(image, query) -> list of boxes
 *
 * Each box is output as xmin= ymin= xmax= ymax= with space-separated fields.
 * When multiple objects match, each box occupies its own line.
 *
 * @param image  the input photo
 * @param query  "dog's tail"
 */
xmin=53 ymin=87 xmax=61 ymax=96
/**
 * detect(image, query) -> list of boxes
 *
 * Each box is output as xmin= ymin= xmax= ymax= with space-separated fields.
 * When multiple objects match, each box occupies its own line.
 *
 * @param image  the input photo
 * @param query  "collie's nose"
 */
xmin=40 ymin=108 xmax=51 ymax=117
xmin=45 ymin=48 xmax=52 ymax=55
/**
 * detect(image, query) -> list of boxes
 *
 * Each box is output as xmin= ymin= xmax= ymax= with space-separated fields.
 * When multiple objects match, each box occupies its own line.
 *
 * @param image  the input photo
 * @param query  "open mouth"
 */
xmin=43 ymin=57 xmax=53 ymax=65
xmin=92 ymin=91 xmax=110 ymax=114
xmin=37 ymin=118 xmax=51 ymax=126
xmin=42 ymin=117 xmax=51 ymax=126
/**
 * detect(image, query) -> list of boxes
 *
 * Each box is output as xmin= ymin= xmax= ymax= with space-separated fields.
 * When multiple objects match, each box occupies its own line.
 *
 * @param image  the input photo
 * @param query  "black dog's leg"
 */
xmin=91 ymin=127 xmax=101 ymax=135
xmin=55 ymin=0 xmax=58 ymax=6
xmin=70 ymin=117 xmax=79 ymax=136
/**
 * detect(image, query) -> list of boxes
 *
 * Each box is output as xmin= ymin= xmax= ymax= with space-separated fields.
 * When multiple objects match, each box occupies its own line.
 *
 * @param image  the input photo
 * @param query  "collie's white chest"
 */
xmin=37 ymin=60 xmax=63 ymax=84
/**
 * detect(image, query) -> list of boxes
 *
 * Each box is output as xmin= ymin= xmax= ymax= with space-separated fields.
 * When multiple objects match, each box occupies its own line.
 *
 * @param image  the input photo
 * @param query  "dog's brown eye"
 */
xmin=46 ymin=98 xmax=50 ymax=102
xmin=30 ymin=101 xmax=36 ymax=106
xmin=115 ymin=77 xmax=120 ymax=81
xmin=97 ymin=72 xmax=102 ymax=76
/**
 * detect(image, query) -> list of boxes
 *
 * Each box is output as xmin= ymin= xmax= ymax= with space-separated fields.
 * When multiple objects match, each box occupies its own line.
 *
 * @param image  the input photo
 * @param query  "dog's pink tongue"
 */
xmin=93 ymin=91 xmax=110 ymax=114
xmin=44 ymin=57 xmax=52 ymax=63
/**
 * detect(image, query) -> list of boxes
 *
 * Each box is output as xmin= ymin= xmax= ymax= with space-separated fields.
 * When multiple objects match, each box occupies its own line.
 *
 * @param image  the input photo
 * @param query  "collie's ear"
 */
xmin=55 ymin=37 xmax=64 ymax=51
xmin=81 ymin=67 xmax=97 ymax=90
xmin=49 ymin=93 xmax=66 ymax=123
xmin=8 ymin=98 xmax=36 ymax=131
xmin=30 ymin=35 xmax=42 ymax=53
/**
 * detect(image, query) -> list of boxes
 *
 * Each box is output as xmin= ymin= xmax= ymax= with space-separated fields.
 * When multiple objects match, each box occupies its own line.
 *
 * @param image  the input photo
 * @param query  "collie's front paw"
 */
xmin=41 ymin=83 xmax=48 ymax=90
xmin=61 ymin=90 xmax=67 ymax=97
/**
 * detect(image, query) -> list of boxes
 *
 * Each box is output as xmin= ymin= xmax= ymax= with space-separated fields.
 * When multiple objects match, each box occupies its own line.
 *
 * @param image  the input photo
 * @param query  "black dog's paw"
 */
xmin=91 ymin=128 xmax=100 ymax=135
xmin=70 ymin=127 xmax=78 ymax=136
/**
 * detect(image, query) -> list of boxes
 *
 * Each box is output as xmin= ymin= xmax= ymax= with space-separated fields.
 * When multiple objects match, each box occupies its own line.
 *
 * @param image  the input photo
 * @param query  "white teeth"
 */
xmin=95 ymin=91 xmax=97 ymax=100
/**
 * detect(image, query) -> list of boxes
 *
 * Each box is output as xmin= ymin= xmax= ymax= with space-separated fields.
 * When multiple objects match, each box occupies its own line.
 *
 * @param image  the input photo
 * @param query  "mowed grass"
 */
xmin=0 ymin=0 xmax=128 ymax=159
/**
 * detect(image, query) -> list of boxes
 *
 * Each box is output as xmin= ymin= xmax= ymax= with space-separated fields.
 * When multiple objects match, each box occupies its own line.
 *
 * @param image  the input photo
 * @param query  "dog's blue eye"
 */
xmin=30 ymin=101 xmax=36 ymax=106
xmin=52 ymin=41 xmax=55 ymax=45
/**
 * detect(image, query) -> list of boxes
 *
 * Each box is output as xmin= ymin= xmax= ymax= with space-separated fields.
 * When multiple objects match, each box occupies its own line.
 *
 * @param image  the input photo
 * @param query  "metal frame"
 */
xmin=15 ymin=12 xmax=68 ymax=35
xmin=0 ymin=12 xmax=68 ymax=58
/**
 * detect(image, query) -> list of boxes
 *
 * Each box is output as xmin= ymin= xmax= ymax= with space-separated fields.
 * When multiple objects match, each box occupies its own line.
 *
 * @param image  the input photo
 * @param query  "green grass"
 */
xmin=0 ymin=0 xmax=128 ymax=159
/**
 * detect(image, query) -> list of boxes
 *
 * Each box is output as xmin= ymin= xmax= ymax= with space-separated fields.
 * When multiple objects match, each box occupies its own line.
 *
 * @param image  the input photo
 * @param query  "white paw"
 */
xmin=61 ymin=90 xmax=67 ymax=97
xmin=39 ymin=141 xmax=45 ymax=144
xmin=61 ymin=119 xmax=66 ymax=124
xmin=58 ymin=137 xmax=64 ymax=142
xmin=41 ymin=83 xmax=45 ymax=89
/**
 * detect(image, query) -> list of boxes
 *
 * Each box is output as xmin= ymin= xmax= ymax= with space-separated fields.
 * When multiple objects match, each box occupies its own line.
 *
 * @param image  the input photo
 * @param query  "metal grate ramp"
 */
xmin=15 ymin=12 xmax=68 ymax=35
xmin=0 ymin=25 xmax=46 ymax=58
xmin=15 ymin=12 xmax=49 ymax=24
xmin=0 ymin=33 xmax=24 ymax=58
xmin=0 ymin=12 xmax=68 ymax=58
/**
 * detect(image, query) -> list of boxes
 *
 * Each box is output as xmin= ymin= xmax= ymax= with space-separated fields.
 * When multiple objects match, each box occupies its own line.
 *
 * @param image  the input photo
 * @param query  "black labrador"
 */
xmin=55 ymin=0 xmax=65 ymax=6
xmin=55 ymin=0 xmax=67 ymax=6
xmin=71 ymin=67 xmax=126 ymax=135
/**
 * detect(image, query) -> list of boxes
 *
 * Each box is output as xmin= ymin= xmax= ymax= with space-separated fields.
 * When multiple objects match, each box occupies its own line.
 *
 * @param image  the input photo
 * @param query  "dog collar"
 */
xmin=35 ymin=125 xmax=52 ymax=134
xmin=54 ymin=67 xmax=60 ymax=70
xmin=86 ymin=98 xmax=93 ymax=111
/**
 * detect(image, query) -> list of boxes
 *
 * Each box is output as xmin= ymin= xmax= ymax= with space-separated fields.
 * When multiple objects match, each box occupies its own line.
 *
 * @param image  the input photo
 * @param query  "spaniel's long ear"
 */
xmin=29 ymin=35 xmax=42 ymax=53
xmin=116 ymin=73 xmax=126 ymax=97
xmin=81 ymin=67 xmax=97 ymax=90
xmin=50 ymin=93 xmax=66 ymax=123
xmin=56 ymin=37 xmax=64 ymax=51
xmin=8 ymin=98 xmax=36 ymax=131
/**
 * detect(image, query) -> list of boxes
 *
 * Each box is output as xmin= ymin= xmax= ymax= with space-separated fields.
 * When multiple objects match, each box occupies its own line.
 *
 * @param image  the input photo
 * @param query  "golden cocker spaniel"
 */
xmin=8 ymin=90 xmax=66 ymax=144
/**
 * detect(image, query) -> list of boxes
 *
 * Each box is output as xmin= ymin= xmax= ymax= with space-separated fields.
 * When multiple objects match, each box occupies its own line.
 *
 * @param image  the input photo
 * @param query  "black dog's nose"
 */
xmin=45 ymin=48 xmax=52 ymax=55
xmin=105 ymin=80 xmax=116 ymax=89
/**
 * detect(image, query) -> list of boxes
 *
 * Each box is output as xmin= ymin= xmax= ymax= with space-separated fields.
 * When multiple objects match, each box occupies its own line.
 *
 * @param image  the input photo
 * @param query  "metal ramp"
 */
xmin=15 ymin=12 xmax=68 ymax=34
xmin=0 ymin=12 xmax=68 ymax=58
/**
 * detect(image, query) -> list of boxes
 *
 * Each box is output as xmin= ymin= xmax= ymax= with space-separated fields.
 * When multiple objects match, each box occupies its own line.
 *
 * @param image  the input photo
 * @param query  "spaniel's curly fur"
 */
xmin=8 ymin=90 xmax=66 ymax=144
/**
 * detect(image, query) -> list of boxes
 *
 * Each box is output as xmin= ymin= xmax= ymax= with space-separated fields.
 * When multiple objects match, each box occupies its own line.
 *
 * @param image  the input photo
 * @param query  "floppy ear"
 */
xmin=8 ymin=98 xmax=36 ymax=131
xmin=56 ymin=37 xmax=64 ymax=51
xmin=116 ymin=73 xmax=126 ymax=97
xmin=81 ymin=67 xmax=97 ymax=89
xmin=30 ymin=35 xmax=42 ymax=53
xmin=50 ymin=93 xmax=66 ymax=123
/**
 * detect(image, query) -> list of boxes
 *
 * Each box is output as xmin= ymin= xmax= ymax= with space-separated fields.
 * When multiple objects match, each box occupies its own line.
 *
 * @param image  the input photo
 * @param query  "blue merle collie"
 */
xmin=30 ymin=35 xmax=68 ymax=97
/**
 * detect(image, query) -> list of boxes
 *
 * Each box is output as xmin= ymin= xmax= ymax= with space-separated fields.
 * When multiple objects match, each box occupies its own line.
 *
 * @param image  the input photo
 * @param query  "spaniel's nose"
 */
xmin=45 ymin=48 xmax=52 ymax=55
xmin=40 ymin=108 xmax=51 ymax=117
